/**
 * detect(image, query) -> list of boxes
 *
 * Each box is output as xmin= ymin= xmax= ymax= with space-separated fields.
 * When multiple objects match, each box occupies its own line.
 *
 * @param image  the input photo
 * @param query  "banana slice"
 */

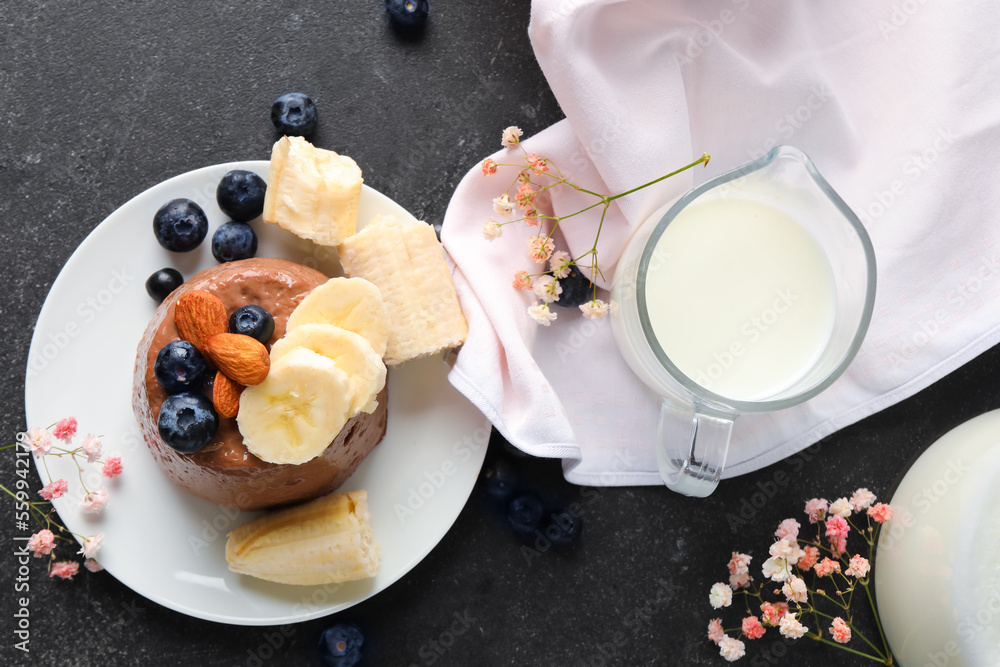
xmin=338 ymin=215 xmax=468 ymax=366
xmin=237 ymin=348 xmax=352 ymax=465
xmin=269 ymin=324 xmax=386 ymax=416
xmin=226 ymin=490 xmax=380 ymax=586
xmin=286 ymin=277 xmax=390 ymax=358
xmin=262 ymin=136 xmax=363 ymax=246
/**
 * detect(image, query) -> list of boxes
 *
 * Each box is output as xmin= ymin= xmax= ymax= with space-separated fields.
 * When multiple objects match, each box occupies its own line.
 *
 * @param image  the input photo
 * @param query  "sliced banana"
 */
xmin=338 ymin=215 xmax=468 ymax=366
xmin=286 ymin=277 xmax=390 ymax=358
xmin=262 ymin=136 xmax=363 ymax=246
xmin=226 ymin=490 xmax=380 ymax=586
xmin=237 ymin=348 xmax=352 ymax=465
xmin=269 ymin=324 xmax=386 ymax=416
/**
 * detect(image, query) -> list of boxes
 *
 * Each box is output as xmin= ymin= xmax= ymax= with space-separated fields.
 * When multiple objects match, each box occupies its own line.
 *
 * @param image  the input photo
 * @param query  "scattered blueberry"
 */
xmin=551 ymin=265 xmax=594 ymax=308
xmin=271 ymin=92 xmax=318 ymax=137
xmin=153 ymin=199 xmax=209 ymax=252
xmin=154 ymin=340 xmax=209 ymax=394
xmin=386 ymin=0 xmax=429 ymax=35
xmin=484 ymin=459 xmax=518 ymax=501
xmin=212 ymin=221 xmax=258 ymax=263
xmin=506 ymin=492 xmax=544 ymax=533
xmin=157 ymin=392 xmax=218 ymax=454
xmin=228 ymin=305 xmax=275 ymax=344
xmin=216 ymin=170 xmax=267 ymax=222
xmin=145 ymin=268 xmax=184 ymax=303
xmin=318 ymin=622 xmax=364 ymax=667
xmin=541 ymin=507 xmax=582 ymax=546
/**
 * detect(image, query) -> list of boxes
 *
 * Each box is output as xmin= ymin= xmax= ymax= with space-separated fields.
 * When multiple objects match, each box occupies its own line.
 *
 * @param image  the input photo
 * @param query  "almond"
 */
xmin=175 ymin=290 xmax=228 ymax=355
xmin=212 ymin=371 xmax=243 ymax=419
xmin=204 ymin=333 xmax=270 ymax=386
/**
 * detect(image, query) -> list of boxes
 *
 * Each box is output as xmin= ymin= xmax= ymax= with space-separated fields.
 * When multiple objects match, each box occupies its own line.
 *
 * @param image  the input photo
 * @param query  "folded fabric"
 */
xmin=440 ymin=0 xmax=1000 ymax=485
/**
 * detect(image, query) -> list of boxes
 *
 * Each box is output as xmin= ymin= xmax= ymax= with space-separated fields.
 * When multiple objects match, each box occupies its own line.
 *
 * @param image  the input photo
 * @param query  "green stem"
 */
xmin=806 ymin=608 xmax=885 ymax=656
xmin=864 ymin=582 xmax=892 ymax=659
xmin=606 ymin=153 xmax=710 ymax=202
xmin=809 ymin=634 xmax=887 ymax=663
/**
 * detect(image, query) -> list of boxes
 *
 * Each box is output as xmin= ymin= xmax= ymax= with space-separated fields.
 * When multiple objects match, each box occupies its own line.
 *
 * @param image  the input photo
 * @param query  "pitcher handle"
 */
xmin=656 ymin=398 xmax=735 ymax=498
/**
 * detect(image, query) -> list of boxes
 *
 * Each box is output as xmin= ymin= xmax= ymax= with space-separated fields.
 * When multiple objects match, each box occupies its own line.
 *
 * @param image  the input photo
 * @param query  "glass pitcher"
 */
xmin=610 ymin=146 xmax=876 ymax=497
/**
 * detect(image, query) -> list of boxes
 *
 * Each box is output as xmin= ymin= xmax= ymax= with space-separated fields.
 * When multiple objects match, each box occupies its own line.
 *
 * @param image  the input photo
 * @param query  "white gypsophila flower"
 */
xmin=532 ymin=275 xmax=562 ymax=302
xmin=829 ymin=497 xmax=853 ymax=518
xmin=709 ymin=582 xmax=733 ymax=609
xmin=527 ymin=302 xmax=557 ymax=326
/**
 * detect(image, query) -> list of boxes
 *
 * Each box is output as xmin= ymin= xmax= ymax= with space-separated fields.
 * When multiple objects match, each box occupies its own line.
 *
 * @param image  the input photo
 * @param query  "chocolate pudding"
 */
xmin=132 ymin=258 xmax=388 ymax=510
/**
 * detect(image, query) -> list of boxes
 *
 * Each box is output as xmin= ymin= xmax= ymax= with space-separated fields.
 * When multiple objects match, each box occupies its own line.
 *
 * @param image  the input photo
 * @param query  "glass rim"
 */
xmin=634 ymin=145 xmax=877 ymax=413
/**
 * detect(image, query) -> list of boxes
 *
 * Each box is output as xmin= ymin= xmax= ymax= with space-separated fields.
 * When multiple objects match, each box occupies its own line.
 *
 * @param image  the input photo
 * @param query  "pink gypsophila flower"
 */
xmin=526 ymin=153 xmax=549 ymax=173
xmin=797 ymin=546 xmax=820 ymax=572
xmin=814 ymin=557 xmax=841 ymax=578
xmin=81 ymin=489 xmax=108 ymax=515
xmin=707 ymin=618 xmax=724 ymax=644
xmin=512 ymin=271 xmax=533 ymax=291
xmin=778 ymin=613 xmax=808 ymax=640
xmin=526 ymin=236 xmax=555 ymax=264
xmin=102 ymin=456 xmax=123 ymax=479
xmin=804 ymin=498 xmax=829 ymax=524
xmin=718 ymin=636 xmax=746 ymax=662
xmin=782 ymin=576 xmax=808 ymax=603
xmin=523 ymin=208 xmax=541 ymax=227
xmin=742 ymin=616 xmax=765 ymax=640
xmin=769 ymin=538 xmax=804 ymax=565
xmin=501 ymin=126 xmax=523 ymax=148
xmin=53 ymin=416 xmax=78 ymax=441
xmin=825 ymin=515 xmax=850 ymax=555
xmin=28 ymin=529 xmax=56 ymax=557
xmin=533 ymin=275 xmax=562 ymax=303
xmin=868 ymin=503 xmax=893 ymax=523
xmin=549 ymin=251 xmax=572 ymax=279
xmin=49 ymin=561 xmax=79 ymax=580
xmin=580 ymin=299 xmax=609 ymax=320
xmin=18 ymin=427 xmax=52 ymax=457
xmin=84 ymin=558 xmax=103 ymax=573
xmin=760 ymin=602 xmax=784 ymax=626
xmin=515 ymin=183 xmax=536 ymax=210
xmin=850 ymin=488 xmax=877 ymax=512
xmin=527 ymin=302 xmax=557 ymax=326
xmin=775 ymin=518 xmax=800 ymax=541
xmin=845 ymin=554 xmax=871 ymax=578
xmin=728 ymin=552 xmax=752 ymax=576
xmin=78 ymin=533 xmax=104 ymax=559
xmin=39 ymin=479 xmax=69 ymax=500
xmin=481 ymin=157 xmax=498 ymax=176
xmin=831 ymin=617 xmax=852 ymax=644
xmin=709 ymin=582 xmax=733 ymax=609
xmin=81 ymin=435 xmax=102 ymax=463
xmin=729 ymin=571 xmax=751 ymax=590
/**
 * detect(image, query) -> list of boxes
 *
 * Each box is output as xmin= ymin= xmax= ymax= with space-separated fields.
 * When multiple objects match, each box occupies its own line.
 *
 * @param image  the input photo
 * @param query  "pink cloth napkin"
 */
xmin=440 ymin=0 xmax=1000 ymax=485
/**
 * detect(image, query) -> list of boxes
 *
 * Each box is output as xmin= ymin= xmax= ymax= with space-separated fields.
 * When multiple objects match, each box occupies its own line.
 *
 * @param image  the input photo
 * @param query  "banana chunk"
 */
xmin=270 ymin=324 xmax=386 ymax=416
xmin=286 ymin=277 xmax=390 ymax=358
xmin=262 ymin=136 xmax=363 ymax=246
xmin=338 ymin=215 xmax=468 ymax=366
xmin=226 ymin=490 xmax=380 ymax=586
xmin=237 ymin=348 xmax=352 ymax=465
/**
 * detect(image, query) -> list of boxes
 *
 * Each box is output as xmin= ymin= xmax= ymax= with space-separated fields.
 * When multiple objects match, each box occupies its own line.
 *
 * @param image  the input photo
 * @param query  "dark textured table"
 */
xmin=2 ymin=3 xmax=997 ymax=666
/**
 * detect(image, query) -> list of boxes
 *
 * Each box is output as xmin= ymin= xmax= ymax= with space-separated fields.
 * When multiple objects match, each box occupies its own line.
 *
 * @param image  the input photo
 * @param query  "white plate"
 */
xmin=24 ymin=161 xmax=489 ymax=625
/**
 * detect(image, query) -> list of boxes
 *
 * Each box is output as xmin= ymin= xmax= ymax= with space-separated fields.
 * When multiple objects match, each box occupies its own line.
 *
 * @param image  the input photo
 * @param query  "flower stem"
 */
xmin=809 ymin=634 xmax=887 ymax=663
xmin=863 ymin=582 xmax=892 ymax=659
xmin=606 ymin=153 xmax=710 ymax=202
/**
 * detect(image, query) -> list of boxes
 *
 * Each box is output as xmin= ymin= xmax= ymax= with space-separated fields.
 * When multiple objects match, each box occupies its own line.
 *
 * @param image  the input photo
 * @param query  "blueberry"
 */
xmin=153 ymin=199 xmax=208 ymax=252
xmin=271 ymin=92 xmax=317 ymax=137
xmin=386 ymin=0 xmax=429 ymax=34
xmin=484 ymin=459 xmax=518 ymax=501
xmin=541 ymin=507 xmax=582 ymax=546
xmin=228 ymin=305 xmax=275 ymax=344
xmin=212 ymin=221 xmax=258 ymax=263
xmin=145 ymin=268 xmax=184 ymax=303
xmin=157 ymin=392 xmax=218 ymax=454
xmin=154 ymin=340 xmax=209 ymax=394
xmin=318 ymin=622 xmax=364 ymax=667
xmin=216 ymin=170 xmax=267 ymax=222
xmin=506 ymin=492 xmax=544 ymax=533
xmin=551 ymin=265 xmax=594 ymax=308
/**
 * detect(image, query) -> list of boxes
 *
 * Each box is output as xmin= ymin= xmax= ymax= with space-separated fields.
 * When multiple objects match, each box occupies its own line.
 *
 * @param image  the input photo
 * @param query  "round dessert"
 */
xmin=132 ymin=258 xmax=388 ymax=510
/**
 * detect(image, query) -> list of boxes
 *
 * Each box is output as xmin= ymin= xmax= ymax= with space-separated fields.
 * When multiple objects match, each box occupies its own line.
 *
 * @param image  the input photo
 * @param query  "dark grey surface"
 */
xmin=1 ymin=2 xmax=997 ymax=666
